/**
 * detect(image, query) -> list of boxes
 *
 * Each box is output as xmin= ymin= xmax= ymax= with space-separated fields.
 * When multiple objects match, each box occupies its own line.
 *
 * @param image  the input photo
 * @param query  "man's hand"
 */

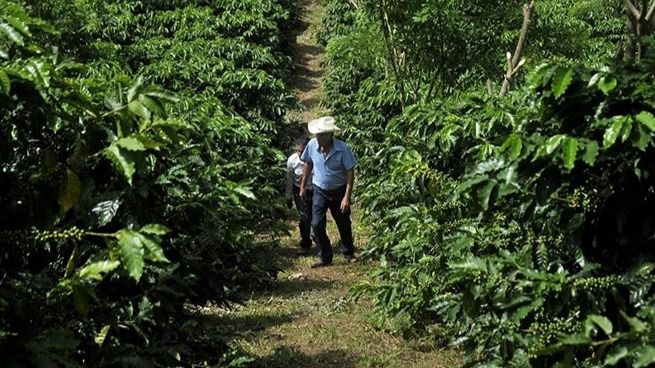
xmin=340 ymin=197 xmax=350 ymax=213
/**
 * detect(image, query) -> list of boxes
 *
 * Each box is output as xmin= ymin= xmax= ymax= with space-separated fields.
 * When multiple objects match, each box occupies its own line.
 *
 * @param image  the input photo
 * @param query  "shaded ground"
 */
xmin=211 ymin=220 xmax=460 ymax=368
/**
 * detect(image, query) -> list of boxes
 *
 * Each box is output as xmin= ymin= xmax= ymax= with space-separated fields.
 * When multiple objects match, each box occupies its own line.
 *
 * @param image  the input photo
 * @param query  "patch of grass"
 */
xmin=211 ymin=215 xmax=461 ymax=368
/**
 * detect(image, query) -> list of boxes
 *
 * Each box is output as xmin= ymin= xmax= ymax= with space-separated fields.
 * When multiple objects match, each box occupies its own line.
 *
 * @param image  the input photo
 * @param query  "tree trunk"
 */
xmin=624 ymin=0 xmax=655 ymax=60
xmin=500 ymin=1 xmax=535 ymax=97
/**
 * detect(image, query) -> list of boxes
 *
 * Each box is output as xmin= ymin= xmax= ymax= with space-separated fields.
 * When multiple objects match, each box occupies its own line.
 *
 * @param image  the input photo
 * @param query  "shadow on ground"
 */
xmin=258 ymin=276 xmax=336 ymax=299
xmin=202 ymin=310 xmax=295 ymax=335
xmin=248 ymin=346 xmax=357 ymax=368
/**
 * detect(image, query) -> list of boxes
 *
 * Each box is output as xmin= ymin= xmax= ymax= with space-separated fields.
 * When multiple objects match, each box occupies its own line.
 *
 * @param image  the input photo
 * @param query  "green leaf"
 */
xmin=78 ymin=260 xmax=120 ymax=281
xmin=234 ymin=186 xmax=256 ymax=200
xmin=0 ymin=22 xmax=24 ymax=45
xmin=0 ymin=69 xmax=10 ymax=94
xmin=598 ymin=75 xmax=617 ymax=95
xmin=603 ymin=117 xmax=625 ymax=148
xmin=552 ymin=67 xmax=573 ymax=98
xmin=500 ymin=134 xmax=522 ymax=159
xmin=145 ymin=91 xmax=179 ymax=103
xmin=140 ymin=224 xmax=170 ymax=236
xmin=117 ymin=230 xmax=145 ymax=280
xmin=620 ymin=117 xmax=633 ymax=142
xmin=632 ymin=124 xmax=652 ymax=151
xmin=604 ymin=346 xmax=628 ymax=365
xmin=477 ymin=179 xmax=497 ymax=210
xmin=5 ymin=15 xmax=30 ymax=37
xmin=134 ymin=135 xmax=161 ymax=150
xmin=91 ymin=199 xmax=121 ymax=227
xmin=582 ymin=141 xmax=599 ymax=165
xmin=58 ymin=169 xmax=81 ymax=215
xmin=562 ymin=137 xmax=578 ymax=170
xmin=588 ymin=72 xmax=602 ymax=87
xmin=127 ymin=76 xmax=144 ymax=102
xmin=95 ymin=325 xmax=111 ymax=346
xmin=586 ymin=314 xmax=613 ymax=336
xmin=634 ymin=346 xmax=655 ymax=368
xmin=635 ymin=111 xmax=655 ymax=131
xmin=545 ymin=134 xmax=565 ymax=155
xmin=116 ymin=137 xmax=147 ymax=151
xmin=128 ymin=100 xmax=150 ymax=120
xmin=620 ymin=311 xmax=647 ymax=333
xmin=103 ymin=145 xmax=135 ymax=185
xmin=140 ymin=234 xmax=168 ymax=263
xmin=449 ymin=258 xmax=487 ymax=272
xmin=139 ymin=95 xmax=167 ymax=118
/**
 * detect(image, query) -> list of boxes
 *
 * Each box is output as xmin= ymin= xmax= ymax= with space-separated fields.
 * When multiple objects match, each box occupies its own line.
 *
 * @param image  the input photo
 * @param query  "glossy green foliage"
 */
xmin=0 ymin=0 xmax=298 ymax=366
xmin=322 ymin=0 xmax=655 ymax=367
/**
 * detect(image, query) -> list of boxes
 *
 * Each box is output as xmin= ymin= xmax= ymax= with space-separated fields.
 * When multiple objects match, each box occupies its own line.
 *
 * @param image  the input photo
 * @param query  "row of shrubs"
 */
xmin=320 ymin=1 xmax=655 ymax=367
xmin=0 ymin=0 xmax=300 ymax=366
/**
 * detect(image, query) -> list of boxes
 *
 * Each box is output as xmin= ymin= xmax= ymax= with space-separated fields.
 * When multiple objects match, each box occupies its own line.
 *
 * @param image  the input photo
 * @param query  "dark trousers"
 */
xmin=293 ymin=186 xmax=313 ymax=248
xmin=311 ymin=186 xmax=355 ymax=263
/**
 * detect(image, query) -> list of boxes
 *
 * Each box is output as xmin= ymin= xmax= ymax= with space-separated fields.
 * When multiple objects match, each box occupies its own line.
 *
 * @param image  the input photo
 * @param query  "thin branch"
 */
xmin=500 ymin=1 xmax=534 ymax=96
xmin=511 ymin=1 xmax=535 ymax=68
xmin=625 ymin=0 xmax=641 ymax=19
xmin=379 ymin=0 xmax=406 ymax=108
xmin=646 ymin=1 xmax=655 ymax=21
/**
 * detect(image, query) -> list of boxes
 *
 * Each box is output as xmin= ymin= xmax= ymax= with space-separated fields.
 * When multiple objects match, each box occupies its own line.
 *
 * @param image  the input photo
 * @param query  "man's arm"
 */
xmin=341 ymin=169 xmax=354 ymax=213
xmin=300 ymin=161 xmax=313 ymax=199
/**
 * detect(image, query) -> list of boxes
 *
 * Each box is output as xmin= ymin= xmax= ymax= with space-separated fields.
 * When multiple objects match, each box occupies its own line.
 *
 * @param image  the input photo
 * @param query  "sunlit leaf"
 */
xmin=635 ymin=111 xmax=655 ymax=131
xmin=91 ymin=200 xmax=121 ymax=227
xmin=103 ymin=145 xmax=135 ymax=185
xmin=598 ymin=75 xmax=617 ymax=95
xmin=552 ymin=67 xmax=573 ymax=98
xmin=561 ymin=137 xmax=578 ymax=170
xmin=0 ymin=22 xmax=24 ymax=45
xmin=78 ymin=261 xmax=120 ymax=281
xmin=117 ymin=230 xmax=145 ymax=280
xmin=585 ymin=315 xmax=613 ymax=336
xmin=603 ymin=117 xmax=625 ymax=148
xmin=116 ymin=137 xmax=147 ymax=151
xmin=94 ymin=325 xmax=111 ymax=346
xmin=582 ymin=141 xmax=598 ymax=165
xmin=140 ymin=224 xmax=170 ymax=236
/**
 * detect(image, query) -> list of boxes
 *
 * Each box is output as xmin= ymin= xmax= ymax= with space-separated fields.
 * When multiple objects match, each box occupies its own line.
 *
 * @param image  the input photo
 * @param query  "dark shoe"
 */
xmin=344 ymin=254 xmax=357 ymax=263
xmin=296 ymin=248 xmax=310 ymax=256
xmin=310 ymin=261 xmax=332 ymax=268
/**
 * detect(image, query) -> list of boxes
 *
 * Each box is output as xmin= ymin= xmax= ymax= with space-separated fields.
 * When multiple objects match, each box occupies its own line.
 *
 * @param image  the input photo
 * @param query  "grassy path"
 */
xmin=219 ymin=221 xmax=459 ymax=367
xmin=212 ymin=1 xmax=460 ymax=367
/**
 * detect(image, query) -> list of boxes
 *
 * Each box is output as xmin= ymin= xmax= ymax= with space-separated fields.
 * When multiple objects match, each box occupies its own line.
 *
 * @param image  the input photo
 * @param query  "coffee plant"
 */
xmin=321 ymin=0 xmax=655 ymax=367
xmin=0 ymin=0 xmax=299 ymax=366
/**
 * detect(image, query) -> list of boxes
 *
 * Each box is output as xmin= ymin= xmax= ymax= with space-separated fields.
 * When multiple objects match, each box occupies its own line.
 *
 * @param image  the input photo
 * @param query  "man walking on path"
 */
xmin=299 ymin=116 xmax=357 ymax=268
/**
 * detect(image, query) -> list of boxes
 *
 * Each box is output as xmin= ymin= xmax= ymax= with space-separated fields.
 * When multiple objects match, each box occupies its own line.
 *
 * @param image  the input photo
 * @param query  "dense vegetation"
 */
xmin=320 ymin=0 xmax=655 ymax=367
xmin=0 ymin=0 xmax=299 ymax=366
xmin=4 ymin=0 xmax=655 ymax=367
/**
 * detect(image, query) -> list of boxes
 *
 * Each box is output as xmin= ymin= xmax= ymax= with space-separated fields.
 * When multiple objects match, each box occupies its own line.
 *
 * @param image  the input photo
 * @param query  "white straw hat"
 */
xmin=308 ymin=116 xmax=341 ymax=134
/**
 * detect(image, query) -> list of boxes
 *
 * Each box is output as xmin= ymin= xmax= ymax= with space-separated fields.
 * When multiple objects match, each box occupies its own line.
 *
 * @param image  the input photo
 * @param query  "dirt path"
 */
xmin=212 ymin=1 xmax=460 ymax=367
xmin=286 ymin=0 xmax=329 ymax=124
